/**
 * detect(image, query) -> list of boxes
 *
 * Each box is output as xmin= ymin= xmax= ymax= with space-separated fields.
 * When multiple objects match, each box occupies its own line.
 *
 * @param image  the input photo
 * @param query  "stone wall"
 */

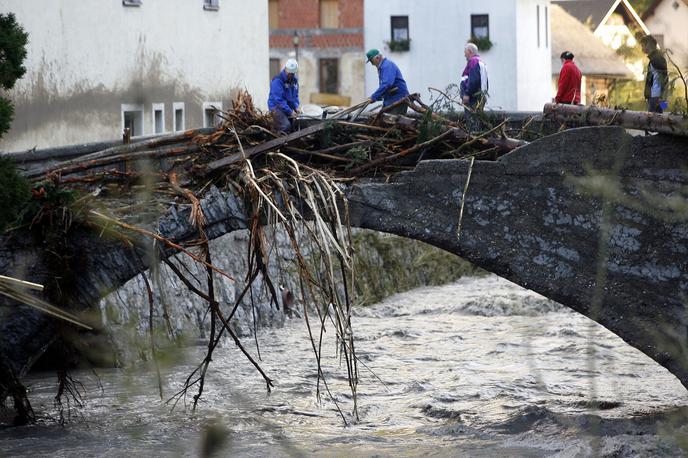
xmin=98 ymin=227 xmax=480 ymax=366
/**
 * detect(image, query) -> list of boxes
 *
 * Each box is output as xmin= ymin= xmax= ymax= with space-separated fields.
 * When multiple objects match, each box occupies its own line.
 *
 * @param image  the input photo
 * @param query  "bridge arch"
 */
xmin=2 ymin=125 xmax=688 ymax=403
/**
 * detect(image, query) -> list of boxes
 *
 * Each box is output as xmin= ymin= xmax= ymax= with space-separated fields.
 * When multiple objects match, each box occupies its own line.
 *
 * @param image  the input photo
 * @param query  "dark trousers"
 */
xmin=464 ymin=106 xmax=483 ymax=133
xmin=272 ymin=109 xmax=293 ymax=134
xmin=648 ymin=97 xmax=663 ymax=113
xmin=385 ymin=104 xmax=408 ymax=116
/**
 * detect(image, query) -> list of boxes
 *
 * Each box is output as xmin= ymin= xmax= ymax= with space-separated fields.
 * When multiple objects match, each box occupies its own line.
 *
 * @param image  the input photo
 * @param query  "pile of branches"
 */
xmin=26 ymin=92 xmax=531 ymax=191
xmin=16 ymin=90 xmax=532 ymax=424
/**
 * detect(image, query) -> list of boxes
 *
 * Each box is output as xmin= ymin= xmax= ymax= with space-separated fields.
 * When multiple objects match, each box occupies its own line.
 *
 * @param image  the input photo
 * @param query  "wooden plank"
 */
xmin=207 ymin=123 xmax=327 ymax=170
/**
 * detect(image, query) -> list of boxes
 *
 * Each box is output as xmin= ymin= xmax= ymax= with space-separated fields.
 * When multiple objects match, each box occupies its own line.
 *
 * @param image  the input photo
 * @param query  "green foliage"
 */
xmin=344 ymin=145 xmax=370 ymax=170
xmin=627 ymin=0 xmax=654 ymax=15
xmin=616 ymin=43 xmax=644 ymax=62
xmin=352 ymin=231 xmax=484 ymax=306
xmin=385 ymin=39 xmax=411 ymax=53
xmin=0 ymin=13 xmax=28 ymax=90
xmin=0 ymin=156 xmax=30 ymax=233
xmin=608 ymin=79 xmax=647 ymax=111
xmin=316 ymin=121 xmax=342 ymax=149
xmin=0 ymin=13 xmax=28 ymax=140
xmin=417 ymin=107 xmax=444 ymax=144
xmin=0 ymin=97 xmax=12 ymax=137
xmin=470 ymin=36 xmax=493 ymax=52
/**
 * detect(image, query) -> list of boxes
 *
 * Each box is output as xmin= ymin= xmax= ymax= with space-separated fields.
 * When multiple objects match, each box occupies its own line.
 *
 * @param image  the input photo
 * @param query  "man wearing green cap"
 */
xmin=366 ymin=49 xmax=410 ymax=115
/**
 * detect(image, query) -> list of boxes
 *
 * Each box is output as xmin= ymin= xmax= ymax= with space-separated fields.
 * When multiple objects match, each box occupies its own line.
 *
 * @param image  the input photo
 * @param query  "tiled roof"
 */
xmin=551 ymin=4 xmax=632 ymax=77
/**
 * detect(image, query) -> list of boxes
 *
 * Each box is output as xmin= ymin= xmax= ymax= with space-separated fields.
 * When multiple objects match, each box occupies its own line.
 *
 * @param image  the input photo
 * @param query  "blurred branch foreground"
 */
xmin=2 ymin=92 xmax=688 ymax=427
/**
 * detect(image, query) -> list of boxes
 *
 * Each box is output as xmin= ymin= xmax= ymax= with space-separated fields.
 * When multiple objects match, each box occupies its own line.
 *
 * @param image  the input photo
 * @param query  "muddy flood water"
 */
xmin=1 ymin=275 xmax=687 ymax=457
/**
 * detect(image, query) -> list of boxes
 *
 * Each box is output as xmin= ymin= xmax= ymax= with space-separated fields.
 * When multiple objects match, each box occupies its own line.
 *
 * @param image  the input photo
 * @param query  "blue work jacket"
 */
xmin=268 ymin=70 xmax=300 ymax=116
xmin=370 ymin=58 xmax=410 ymax=106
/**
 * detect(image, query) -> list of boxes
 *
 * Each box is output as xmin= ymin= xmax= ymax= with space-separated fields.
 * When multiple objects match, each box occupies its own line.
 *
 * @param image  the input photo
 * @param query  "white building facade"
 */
xmin=0 ymin=0 xmax=268 ymax=152
xmin=364 ymin=0 xmax=552 ymax=111
xmin=643 ymin=0 xmax=688 ymax=70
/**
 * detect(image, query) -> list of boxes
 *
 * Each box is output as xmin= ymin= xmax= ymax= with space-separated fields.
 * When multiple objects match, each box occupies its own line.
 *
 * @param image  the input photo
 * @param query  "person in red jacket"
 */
xmin=555 ymin=51 xmax=582 ymax=104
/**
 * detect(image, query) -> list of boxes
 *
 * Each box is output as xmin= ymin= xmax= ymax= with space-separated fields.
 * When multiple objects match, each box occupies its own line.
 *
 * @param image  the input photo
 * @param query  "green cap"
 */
xmin=366 ymin=48 xmax=380 ymax=63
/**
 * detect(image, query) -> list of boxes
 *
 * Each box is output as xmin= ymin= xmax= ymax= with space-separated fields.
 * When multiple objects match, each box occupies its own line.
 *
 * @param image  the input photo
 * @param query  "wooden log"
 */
xmin=26 ymin=127 xmax=216 ymax=179
xmin=543 ymin=103 xmax=688 ymax=137
xmin=31 ymin=143 xmax=199 ymax=180
xmin=206 ymin=122 xmax=327 ymax=171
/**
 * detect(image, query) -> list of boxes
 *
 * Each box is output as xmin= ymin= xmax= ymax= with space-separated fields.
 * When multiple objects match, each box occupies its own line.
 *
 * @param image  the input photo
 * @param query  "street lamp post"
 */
xmin=293 ymin=31 xmax=300 ymax=61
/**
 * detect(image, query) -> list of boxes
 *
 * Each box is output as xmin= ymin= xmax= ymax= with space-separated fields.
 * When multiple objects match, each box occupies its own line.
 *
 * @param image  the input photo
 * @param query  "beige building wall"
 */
xmin=1 ymin=0 xmax=268 ymax=152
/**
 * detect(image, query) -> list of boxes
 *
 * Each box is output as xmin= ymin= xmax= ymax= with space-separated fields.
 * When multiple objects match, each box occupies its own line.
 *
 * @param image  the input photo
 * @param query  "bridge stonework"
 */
xmin=348 ymin=126 xmax=688 ymax=389
xmin=2 ymin=126 xmax=688 ymax=412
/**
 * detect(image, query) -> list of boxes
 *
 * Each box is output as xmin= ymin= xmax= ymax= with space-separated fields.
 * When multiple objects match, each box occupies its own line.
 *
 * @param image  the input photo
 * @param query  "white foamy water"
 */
xmin=2 ymin=275 xmax=687 ymax=456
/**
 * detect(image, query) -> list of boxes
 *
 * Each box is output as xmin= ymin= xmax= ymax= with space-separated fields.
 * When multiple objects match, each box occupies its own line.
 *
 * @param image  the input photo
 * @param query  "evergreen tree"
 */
xmin=0 ymin=12 xmax=28 ymax=138
xmin=627 ymin=0 xmax=654 ymax=16
xmin=0 ymin=13 xmax=29 ymax=232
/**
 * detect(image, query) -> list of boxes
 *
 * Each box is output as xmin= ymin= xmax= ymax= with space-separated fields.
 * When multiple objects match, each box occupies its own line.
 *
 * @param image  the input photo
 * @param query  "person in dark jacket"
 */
xmin=268 ymin=58 xmax=300 ymax=133
xmin=555 ymin=51 xmax=582 ymax=104
xmin=366 ymin=49 xmax=410 ymax=115
xmin=640 ymin=35 xmax=668 ymax=113
xmin=460 ymin=42 xmax=489 ymax=131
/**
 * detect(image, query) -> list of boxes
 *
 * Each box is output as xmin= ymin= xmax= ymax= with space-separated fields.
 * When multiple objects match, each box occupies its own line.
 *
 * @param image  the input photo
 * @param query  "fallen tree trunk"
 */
xmin=543 ymin=103 xmax=688 ymax=137
xmin=30 ymin=143 xmax=199 ymax=180
xmin=26 ymin=127 xmax=215 ymax=180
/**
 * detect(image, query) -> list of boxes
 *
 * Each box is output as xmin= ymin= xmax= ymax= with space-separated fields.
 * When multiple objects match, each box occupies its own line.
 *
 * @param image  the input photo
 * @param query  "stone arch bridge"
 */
xmin=2 ymin=125 xmax=688 ymax=414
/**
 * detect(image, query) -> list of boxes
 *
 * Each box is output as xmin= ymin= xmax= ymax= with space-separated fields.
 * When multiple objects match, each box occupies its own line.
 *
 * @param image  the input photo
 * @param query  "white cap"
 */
xmin=285 ymin=58 xmax=298 ymax=74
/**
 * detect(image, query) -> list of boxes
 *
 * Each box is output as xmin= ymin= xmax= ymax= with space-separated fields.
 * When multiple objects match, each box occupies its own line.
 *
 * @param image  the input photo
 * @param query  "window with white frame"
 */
xmin=173 ymin=102 xmax=185 ymax=132
xmin=203 ymin=102 xmax=223 ymax=127
xmin=152 ymin=103 xmax=165 ymax=134
xmin=204 ymin=0 xmax=219 ymax=11
xmin=121 ymin=104 xmax=144 ymax=137
xmin=122 ymin=0 xmax=142 ymax=6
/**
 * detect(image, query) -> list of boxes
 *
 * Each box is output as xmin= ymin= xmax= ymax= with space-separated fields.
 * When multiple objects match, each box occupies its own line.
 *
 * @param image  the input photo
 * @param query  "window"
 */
xmin=391 ymin=16 xmax=409 ymax=42
xmin=319 ymin=58 xmax=339 ymax=94
xmin=269 ymin=0 xmax=279 ymax=29
xmin=270 ymin=58 xmax=281 ymax=79
xmin=471 ymin=14 xmax=489 ymax=39
xmin=319 ymin=0 xmax=339 ymax=28
xmin=203 ymin=102 xmax=223 ymax=127
xmin=173 ymin=102 xmax=185 ymax=132
xmin=203 ymin=0 xmax=219 ymax=11
xmin=121 ymin=104 xmax=144 ymax=137
xmin=537 ymin=5 xmax=540 ymax=47
xmin=152 ymin=103 xmax=164 ymax=134
xmin=122 ymin=0 xmax=142 ymax=6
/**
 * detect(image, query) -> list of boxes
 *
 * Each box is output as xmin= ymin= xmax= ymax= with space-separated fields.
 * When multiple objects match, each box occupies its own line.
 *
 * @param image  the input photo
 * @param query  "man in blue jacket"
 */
xmin=366 ymin=49 xmax=410 ymax=115
xmin=268 ymin=58 xmax=300 ymax=134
